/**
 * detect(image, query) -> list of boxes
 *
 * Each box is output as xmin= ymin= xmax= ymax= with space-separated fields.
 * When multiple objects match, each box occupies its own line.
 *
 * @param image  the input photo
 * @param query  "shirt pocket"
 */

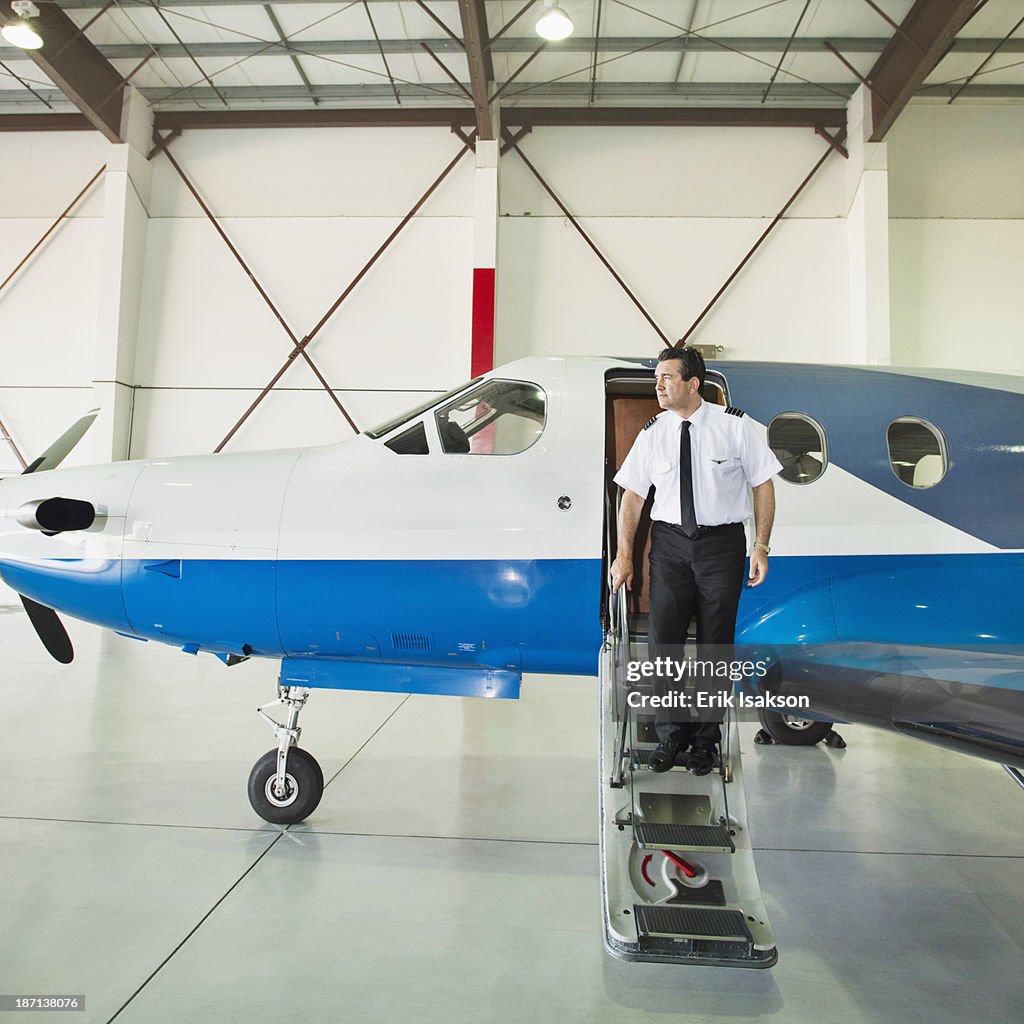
xmin=651 ymin=461 xmax=674 ymax=490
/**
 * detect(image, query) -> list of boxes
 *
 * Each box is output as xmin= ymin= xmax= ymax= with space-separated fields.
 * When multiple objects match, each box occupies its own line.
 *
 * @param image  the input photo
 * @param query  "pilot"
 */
xmin=610 ymin=345 xmax=781 ymax=774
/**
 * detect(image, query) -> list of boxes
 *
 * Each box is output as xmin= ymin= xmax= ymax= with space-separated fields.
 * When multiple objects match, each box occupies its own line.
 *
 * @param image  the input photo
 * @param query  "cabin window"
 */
xmin=435 ymin=380 xmax=546 ymax=455
xmin=887 ymin=418 xmax=947 ymax=488
xmin=768 ymin=413 xmax=827 ymax=485
xmin=385 ymin=422 xmax=429 ymax=455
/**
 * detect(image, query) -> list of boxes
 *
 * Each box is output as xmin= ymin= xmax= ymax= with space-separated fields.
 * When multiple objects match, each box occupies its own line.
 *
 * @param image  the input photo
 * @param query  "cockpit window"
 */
xmin=435 ymin=380 xmax=546 ymax=455
xmin=364 ymin=377 xmax=481 ymax=439
xmin=768 ymin=413 xmax=827 ymax=484
xmin=887 ymin=417 xmax=947 ymax=488
xmin=385 ymin=422 xmax=429 ymax=455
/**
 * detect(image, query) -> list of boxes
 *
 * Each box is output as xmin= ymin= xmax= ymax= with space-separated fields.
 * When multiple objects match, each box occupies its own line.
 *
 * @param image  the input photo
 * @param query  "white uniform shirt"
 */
xmin=613 ymin=401 xmax=782 ymax=527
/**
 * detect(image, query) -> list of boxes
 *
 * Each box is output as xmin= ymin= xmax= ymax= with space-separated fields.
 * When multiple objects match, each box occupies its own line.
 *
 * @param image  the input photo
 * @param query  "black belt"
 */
xmin=656 ymin=521 xmax=743 ymax=540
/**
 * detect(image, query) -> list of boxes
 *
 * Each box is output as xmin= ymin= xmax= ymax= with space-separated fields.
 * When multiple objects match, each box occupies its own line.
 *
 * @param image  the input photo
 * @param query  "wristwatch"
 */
xmin=752 ymin=541 xmax=771 ymax=554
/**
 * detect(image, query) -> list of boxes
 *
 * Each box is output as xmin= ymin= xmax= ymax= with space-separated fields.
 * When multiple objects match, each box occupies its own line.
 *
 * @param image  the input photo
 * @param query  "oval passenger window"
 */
xmin=887 ymin=418 xmax=947 ymax=488
xmin=767 ymin=413 xmax=827 ymax=485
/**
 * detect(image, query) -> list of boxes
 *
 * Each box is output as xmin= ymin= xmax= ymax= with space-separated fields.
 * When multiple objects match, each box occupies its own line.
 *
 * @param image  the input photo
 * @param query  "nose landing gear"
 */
xmin=247 ymin=686 xmax=325 ymax=824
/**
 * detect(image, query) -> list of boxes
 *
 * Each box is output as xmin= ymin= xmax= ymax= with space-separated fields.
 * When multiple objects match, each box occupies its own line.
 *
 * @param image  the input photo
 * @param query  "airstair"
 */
xmin=599 ymin=592 xmax=778 ymax=967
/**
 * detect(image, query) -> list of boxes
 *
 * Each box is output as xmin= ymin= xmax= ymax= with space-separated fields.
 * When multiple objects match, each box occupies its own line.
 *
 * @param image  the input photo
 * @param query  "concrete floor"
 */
xmin=2 ymin=593 xmax=1023 ymax=1024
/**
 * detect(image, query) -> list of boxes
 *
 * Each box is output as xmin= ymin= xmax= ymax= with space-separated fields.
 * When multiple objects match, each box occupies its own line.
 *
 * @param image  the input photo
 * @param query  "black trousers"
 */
xmin=648 ymin=520 xmax=746 ymax=744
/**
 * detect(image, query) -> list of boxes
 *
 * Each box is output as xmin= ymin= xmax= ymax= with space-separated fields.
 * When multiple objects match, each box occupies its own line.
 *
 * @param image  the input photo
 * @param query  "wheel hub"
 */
xmin=264 ymin=772 xmax=298 ymax=807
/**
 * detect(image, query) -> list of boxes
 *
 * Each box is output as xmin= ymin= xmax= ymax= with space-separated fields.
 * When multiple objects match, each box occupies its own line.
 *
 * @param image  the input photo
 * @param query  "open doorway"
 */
xmin=602 ymin=366 xmax=730 ymax=634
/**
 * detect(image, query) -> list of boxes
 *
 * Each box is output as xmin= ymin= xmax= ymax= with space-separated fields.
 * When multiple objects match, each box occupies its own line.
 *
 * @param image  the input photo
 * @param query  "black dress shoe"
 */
xmin=648 ymin=736 xmax=686 ymax=773
xmin=686 ymin=744 xmax=717 ymax=776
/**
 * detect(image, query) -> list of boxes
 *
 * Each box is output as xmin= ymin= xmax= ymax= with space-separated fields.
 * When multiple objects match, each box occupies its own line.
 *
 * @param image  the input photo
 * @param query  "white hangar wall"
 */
xmin=2 ymin=95 xmax=1023 ymax=475
xmin=495 ymin=124 xmax=854 ymax=367
xmin=0 ymin=131 xmax=108 ymax=474
xmin=888 ymin=104 xmax=1024 ymax=376
xmin=136 ymin=126 xmax=476 ymax=458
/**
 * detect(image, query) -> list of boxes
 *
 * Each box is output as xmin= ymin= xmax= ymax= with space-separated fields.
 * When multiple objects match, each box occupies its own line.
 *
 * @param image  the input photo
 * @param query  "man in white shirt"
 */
xmin=611 ymin=346 xmax=781 ymax=774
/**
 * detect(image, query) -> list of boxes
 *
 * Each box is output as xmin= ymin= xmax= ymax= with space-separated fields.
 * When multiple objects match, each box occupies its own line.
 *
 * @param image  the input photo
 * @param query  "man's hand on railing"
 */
xmin=610 ymin=553 xmax=633 ymax=594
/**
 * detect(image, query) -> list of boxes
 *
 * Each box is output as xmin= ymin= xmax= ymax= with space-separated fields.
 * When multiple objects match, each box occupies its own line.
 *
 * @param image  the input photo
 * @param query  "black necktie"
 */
xmin=679 ymin=420 xmax=697 ymax=538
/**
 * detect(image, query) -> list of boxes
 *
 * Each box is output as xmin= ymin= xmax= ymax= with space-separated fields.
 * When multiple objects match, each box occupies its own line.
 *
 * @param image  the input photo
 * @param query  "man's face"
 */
xmin=655 ymin=360 xmax=698 ymax=413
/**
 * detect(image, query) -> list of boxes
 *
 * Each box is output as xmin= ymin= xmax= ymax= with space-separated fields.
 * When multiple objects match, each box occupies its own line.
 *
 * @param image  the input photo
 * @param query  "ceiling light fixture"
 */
xmin=535 ymin=0 xmax=573 ymax=42
xmin=2 ymin=0 xmax=43 ymax=50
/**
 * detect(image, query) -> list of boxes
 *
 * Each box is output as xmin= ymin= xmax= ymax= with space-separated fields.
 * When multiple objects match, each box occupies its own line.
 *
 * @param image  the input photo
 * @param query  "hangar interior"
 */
xmin=1 ymin=1 xmax=1023 ymax=1021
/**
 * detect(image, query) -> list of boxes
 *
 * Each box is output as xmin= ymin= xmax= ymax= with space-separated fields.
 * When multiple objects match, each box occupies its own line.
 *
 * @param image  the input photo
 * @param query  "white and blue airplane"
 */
xmin=1 ymin=354 xmax=1023 ymax=836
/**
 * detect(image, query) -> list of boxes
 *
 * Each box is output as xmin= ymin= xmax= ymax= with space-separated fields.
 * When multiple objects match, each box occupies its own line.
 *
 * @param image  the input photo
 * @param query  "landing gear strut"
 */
xmin=248 ymin=686 xmax=324 ymax=824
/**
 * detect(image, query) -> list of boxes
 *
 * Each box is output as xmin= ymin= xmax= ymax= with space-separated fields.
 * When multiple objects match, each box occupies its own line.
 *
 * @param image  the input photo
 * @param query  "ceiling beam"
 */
xmin=151 ymin=105 xmax=846 ymax=132
xmin=864 ymin=0 xmax=976 ymax=141
xmin=507 ymin=106 xmax=847 ymax=128
xmin=0 ymin=0 xmax=124 ymax=141
xmin=0 ymin=112 xmax=94 ymax=130
xmin=457 ymin=0 xmax=494 ymax=139
xmin=4 ymin=34 xmax=1019 ymax=63
xmin=15 ymin=35 xmax=1023 ymax=62
xmin=129 ymin=80 xmax=856 ymax=103
xmin=155 ymin=108 xmax=479 ymax=130
xmin=0 ymin=0 xmax=124 ymax=140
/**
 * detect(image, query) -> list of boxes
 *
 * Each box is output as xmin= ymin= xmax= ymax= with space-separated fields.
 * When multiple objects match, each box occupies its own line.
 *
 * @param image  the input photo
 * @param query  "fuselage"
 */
xmin=1 ymin=356 xmax=1023 ymax=756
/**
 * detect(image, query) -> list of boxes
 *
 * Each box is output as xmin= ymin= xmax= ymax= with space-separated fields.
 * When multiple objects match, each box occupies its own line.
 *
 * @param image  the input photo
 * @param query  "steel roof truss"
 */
xmin=0 ymin=0 xmax=123 ymax=139
xmin=865 ymin=0 xmax=976 ymax=140
xmin=457 ymin=0 xmax=494 ymax=139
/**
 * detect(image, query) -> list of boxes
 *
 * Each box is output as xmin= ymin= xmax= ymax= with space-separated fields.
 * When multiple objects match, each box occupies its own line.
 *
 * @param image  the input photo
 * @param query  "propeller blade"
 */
xmin=19 ymin=595 xmax=74 ymax=664
xmin=22 ymin=408 xmax=100 ymax=475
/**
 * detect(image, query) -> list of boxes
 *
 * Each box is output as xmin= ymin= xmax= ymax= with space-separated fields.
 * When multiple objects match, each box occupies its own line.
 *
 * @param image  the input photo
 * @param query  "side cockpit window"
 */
xmin=385 ymin=422 xmax=429 ymax=455
xmin=887 ymin=417 xmax=947 ymax=488
xmin=436 ymin=380 xmax=546 ymax=455
xmin=768 ymin=413 xmax=827 ymax=484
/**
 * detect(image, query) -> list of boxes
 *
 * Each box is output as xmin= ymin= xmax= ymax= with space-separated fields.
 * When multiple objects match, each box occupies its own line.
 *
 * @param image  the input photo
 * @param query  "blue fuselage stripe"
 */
xmin=717 ymin=363 xmax=1024 ymax=550
xmin=3 ymin=552 xmax=1023 ymax=690
xmin=0 ymin=556 xmax=605 ymax=675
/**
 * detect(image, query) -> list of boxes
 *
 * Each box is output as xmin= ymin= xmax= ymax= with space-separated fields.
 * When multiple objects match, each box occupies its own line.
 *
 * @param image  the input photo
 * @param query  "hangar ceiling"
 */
xmin=0 ymin=0 xmax=1021 ymax=140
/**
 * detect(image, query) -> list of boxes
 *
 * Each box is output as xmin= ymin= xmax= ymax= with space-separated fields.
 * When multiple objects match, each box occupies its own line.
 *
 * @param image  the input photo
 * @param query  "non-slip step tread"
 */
xmin=634 ymin=905 xmax=752 ymax=943
xmin=634 ymin=821 xmax=735 ymax=852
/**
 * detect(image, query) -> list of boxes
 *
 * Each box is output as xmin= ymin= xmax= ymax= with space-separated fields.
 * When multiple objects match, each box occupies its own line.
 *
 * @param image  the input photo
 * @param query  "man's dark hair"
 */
xmin=657 ymin=345 xmax=706 ymax=387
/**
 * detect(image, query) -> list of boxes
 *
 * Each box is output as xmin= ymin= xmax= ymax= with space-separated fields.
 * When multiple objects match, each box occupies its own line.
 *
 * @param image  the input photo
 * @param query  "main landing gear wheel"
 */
xmin=756 ymin=708 xmax=834 ymax=746
xmin=248 ymin=747 xmax=324 ymax=825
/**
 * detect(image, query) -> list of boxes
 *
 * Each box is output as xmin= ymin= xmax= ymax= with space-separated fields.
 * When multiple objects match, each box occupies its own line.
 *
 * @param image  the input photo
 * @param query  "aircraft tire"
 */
xmin=247 ymin=747 xmax=324 ymax=824
xmin=757 ymin=709 xmax=833 ymax=746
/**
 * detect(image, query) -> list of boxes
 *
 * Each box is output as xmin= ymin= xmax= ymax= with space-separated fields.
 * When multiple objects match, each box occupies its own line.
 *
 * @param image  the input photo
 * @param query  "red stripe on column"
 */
xmin=470 ymin=266 xmax=496 ymax=378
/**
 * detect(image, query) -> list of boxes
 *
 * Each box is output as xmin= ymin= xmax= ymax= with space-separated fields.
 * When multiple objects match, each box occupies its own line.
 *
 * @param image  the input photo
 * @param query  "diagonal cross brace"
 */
xmin=0 ymin=165 xmax=106 ymax=297
xmin=151 ymin=133 xmax=358 ymax=443
xmin=214 ymin=137 xmax=475 ymax=452
xmin=679 ymin=131 xmax=846 ymax=344
xmin=502 ymin=129 xmax=671 ymax=346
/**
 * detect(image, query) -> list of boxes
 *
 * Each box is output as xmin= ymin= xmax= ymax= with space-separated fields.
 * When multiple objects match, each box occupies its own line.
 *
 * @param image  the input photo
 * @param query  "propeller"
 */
xmin=8 ymin=407 xmax=100 ymax=664
xmin=19 ymin=595 xmax=74 ymax=664
xmin=21 ymin=408 xmax=99 ymax=476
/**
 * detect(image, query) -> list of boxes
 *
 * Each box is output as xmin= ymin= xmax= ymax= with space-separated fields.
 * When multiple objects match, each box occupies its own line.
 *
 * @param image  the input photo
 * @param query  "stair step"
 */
xmin=634 ymin=820 xmax=735 ymax=853
xmin=635 ymin=905 xmax=752 ymax=942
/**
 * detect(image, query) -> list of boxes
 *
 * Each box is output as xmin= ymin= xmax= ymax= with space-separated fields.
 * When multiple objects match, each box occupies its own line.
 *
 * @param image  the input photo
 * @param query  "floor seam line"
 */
xmin=320 ymin=694 xmax=413 ymax=789
xmin=753 ymin=846 xmax=1024 ymax=859
xmin=105 ymin=830 xmax=286 ymax=1023
xmin=0 ymin=814 xmax=276 ymax=833
xmin=292 ymin=831 xmax=600 ymax=847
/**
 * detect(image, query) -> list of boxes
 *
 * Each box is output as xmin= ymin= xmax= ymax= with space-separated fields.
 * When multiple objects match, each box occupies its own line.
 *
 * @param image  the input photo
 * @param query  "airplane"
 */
xmin=2 ymin=354 xmax=1022 ymax=966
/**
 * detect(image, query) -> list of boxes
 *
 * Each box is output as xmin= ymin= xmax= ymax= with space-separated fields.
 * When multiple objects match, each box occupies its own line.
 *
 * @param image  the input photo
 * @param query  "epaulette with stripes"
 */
xmin=725 ymin=406 xmax=745 ymax=418
xmin=642 ymin=416 xmax=658 ymax=430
